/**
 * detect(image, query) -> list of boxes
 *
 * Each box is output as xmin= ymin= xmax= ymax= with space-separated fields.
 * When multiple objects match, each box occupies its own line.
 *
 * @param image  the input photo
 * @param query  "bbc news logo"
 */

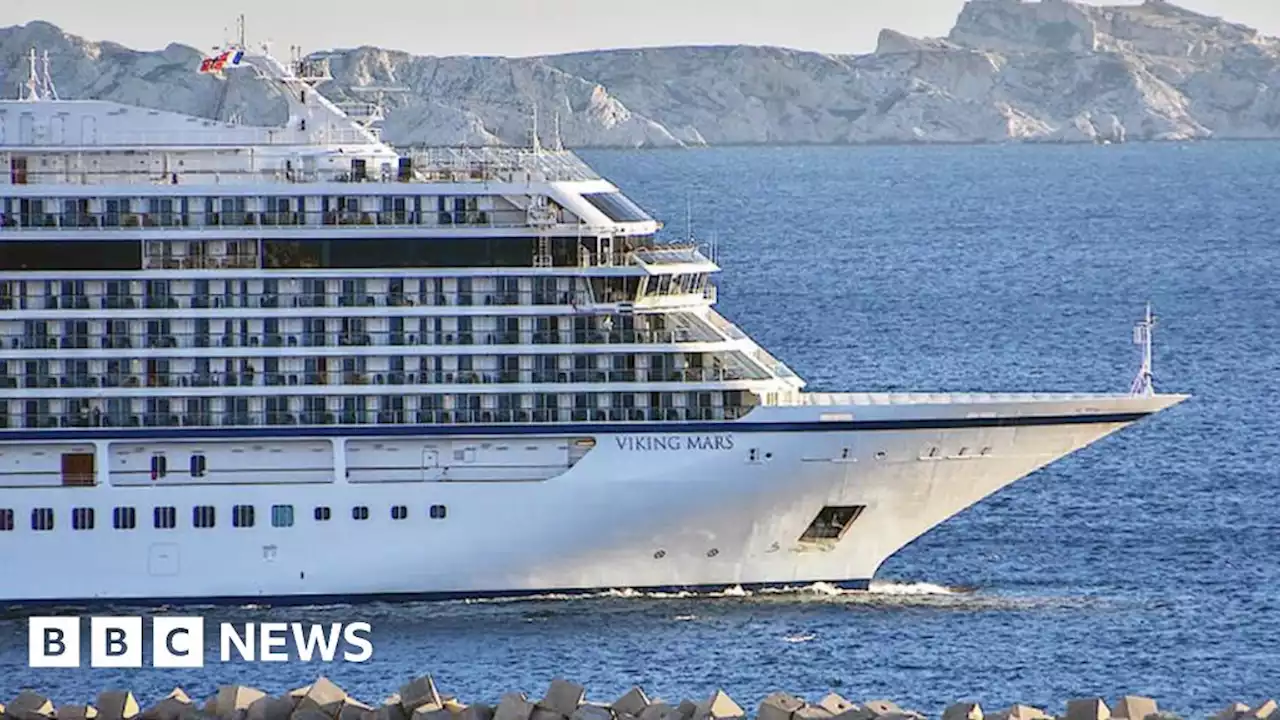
xmin=29 ymin=617 xmax=373 ymax=668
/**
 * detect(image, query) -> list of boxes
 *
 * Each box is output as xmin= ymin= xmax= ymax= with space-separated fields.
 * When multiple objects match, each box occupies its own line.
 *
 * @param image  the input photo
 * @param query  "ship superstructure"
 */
xmin=0 ymin=45 xmax=1185 ymax=605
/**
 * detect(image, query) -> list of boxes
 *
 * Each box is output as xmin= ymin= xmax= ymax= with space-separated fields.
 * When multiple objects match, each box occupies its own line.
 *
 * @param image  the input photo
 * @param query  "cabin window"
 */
xmin=193 ymin=505 xmax=216 ymax=529
xmin=391 ymin=505 xmax=408 ymax=520
xmin=113 ymin=507 xmax=137 ymax=530
xmin=0 ymin=508 xmax=13 ymax=531
xmin=798 ymin=505 xmax=866 ymax=543
xmin=150 ymin=454 xmax=168 ymax=480
xmin=154 ymin=506 xmax=177 ymax=529
xmin=61 ymin=452 xmax=95 ymax=486
xmin=190 ymin=454 xmax=208 ymax=477
xmin=271 ymin=505 xmax=294 ymax=528
xmin=232 ymin=504 xmax=255 ymax=528
xmin=72 ymin=507 xmax=94 ymax=530
xmin=352 ymin=506 xmax=369 ymax=521
xmin=429 ymin=504 xmax=447 ymax=520
xmin=31 ymin=508 xmax=54 ymax=531
xmin=314 ymin=506 xmax=331 ymax=522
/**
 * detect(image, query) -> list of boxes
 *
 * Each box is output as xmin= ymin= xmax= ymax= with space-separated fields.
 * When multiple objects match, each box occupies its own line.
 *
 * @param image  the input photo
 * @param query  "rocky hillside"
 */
xmin=2 ymin=0 xmax=1279 ymax=147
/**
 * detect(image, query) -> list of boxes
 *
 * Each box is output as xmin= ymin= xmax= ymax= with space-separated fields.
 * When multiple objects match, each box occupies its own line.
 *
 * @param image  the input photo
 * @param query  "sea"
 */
xmin=1 ymin=142 xmax=1276 ymax=717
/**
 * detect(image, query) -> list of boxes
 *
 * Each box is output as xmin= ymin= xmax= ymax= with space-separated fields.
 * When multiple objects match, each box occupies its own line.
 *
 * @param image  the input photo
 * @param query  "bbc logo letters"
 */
xmin=29 ymin=616 xmax=372 ymax=667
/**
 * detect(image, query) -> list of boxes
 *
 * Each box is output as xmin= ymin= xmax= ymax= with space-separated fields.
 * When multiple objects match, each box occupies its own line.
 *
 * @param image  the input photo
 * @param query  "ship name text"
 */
xmin=614 ymin=434 xmax=735 ymax=451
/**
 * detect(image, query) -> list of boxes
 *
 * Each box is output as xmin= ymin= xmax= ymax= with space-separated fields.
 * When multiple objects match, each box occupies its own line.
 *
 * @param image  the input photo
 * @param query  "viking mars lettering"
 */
xmin=614 ymin=435 xmax=735 ymax=451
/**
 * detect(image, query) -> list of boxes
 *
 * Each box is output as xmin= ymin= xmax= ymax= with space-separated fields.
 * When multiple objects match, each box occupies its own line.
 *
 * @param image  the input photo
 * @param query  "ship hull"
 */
xmin=0 ymin=394 xmax=1184 ymax=606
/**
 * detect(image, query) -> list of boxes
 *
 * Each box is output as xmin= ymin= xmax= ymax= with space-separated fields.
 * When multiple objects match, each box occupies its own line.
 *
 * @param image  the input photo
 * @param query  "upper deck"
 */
xmin=0 ymin=46 xmax=598 ymax=190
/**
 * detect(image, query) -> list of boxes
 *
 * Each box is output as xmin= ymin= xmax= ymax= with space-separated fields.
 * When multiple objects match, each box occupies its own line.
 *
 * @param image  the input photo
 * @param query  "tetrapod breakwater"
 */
xmin=1 ymin=676 xmax=1275 ymax=720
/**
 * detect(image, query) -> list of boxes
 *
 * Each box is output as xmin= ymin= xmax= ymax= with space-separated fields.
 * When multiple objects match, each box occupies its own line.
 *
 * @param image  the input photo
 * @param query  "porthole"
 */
xmin=653 ymin=550 xmax=666 ymax=559
xmin=706 ymin=548 xmax=719 ymax=558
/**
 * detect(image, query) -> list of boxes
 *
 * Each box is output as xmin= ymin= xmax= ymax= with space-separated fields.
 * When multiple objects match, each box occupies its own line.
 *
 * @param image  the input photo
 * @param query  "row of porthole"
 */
xmin=653 ymin=548 xmax=719 ymax=559
xmin=860 ymin=446 xmax=995 ymax=461
xmin=922 ymin=446 xmax=994 ymax=459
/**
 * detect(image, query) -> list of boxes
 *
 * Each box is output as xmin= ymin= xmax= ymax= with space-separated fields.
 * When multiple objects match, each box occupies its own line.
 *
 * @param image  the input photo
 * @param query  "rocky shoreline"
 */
xmin=5 ymin=0 xmax=1280 ymax=147
xmin=1 ymin=677 xmax=1275 ymax=720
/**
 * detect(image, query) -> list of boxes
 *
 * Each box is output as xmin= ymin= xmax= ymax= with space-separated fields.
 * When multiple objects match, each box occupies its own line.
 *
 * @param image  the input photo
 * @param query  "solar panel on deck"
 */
xmin=582 ymin=192 xmax=652 ymax=222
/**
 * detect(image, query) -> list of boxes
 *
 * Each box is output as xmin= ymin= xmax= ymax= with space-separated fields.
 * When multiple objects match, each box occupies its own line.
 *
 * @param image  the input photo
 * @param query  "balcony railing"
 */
xmin=2 ymin=403 xmax=754 ymax=432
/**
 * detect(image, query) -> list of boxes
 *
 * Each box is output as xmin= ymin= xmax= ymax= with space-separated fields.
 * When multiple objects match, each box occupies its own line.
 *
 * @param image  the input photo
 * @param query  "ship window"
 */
xmin=72 ymin=507 xmax=95 ymax=530
xmin=150 ymin=454 xmax=168 ymax=480
xmin=799 ymin=505 xmax=865 ymax=543
xmin=113 ymin=507 xmax=137 ymax=530
xmin=314 ymin=506 xmax=332 ymax=522
xmin=391 ymin=505 xmax=408 ymax=520
xmin=154 ymin=506 xmax=177 ymax=529
xmin=190 ymin=454 xmax=207 ymax=477
xmin=0 ymin=240 xmax=142 ymax=271
xmin=271 ymin=504 xmax=294 ymax=528
xmin=429 ymin=504 xmax=447 ymax=520
xmin=31 ymin=508 xmax=54 ymax=531
xmin=581 ymin=192 xmax=652 ymax=223
xmin=0 ymin=508 xmax=12 ymax=531
xmin=232 ymin=504 xmax=255 ymax=528
xmin=352 ymin=505 xmax=369 ymax=521
xmin=193 ymin=505 xmax=216 ymax=529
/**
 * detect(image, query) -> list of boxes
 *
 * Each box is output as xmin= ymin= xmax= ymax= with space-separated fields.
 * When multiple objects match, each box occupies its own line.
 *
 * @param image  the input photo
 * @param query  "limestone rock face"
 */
xmin=4 ymin=0 xmax=1280 ymax=146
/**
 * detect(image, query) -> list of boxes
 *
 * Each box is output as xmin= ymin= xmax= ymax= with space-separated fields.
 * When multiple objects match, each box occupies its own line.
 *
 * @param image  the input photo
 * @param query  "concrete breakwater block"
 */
xmin=942 ymin=703 xmax=982 ymax=720
xmin=460 ymin=704 xmax=495 ymax=720
xmin=695 ymin=691 xmax=744 ymax=720
xmin=815 ymin=693 xmax=866 ymax=720
xmin=1111 ymin=697 xmax=1158 ymax=720
xmin=758 ymin=693 xmax=806 ymax=720
xmin=637 ymin=702 xmax=673 ymax=720
xmin=614 ymin=689 xmax=650 ymax=720
xmin=295 ymin=678 xmax=348 ymax=718
xmin=1216 ymin=702 xmax=1280 ymax=720
xmin=247 ymin=696 xmax=294 ymax=720
xmin=210 ymin=686 xmax=268 ymax=719
xmin=540 ymin=681 xmax=585 ymax=718
xmin=20 ymin=677 xmax=1280 ymax=720
xmin=1065 ymin=699 xmax=1110 ymax=720
xmin=986 ymin=705 xmax=1049 ymax=720
xmin=137 ymin=690 xmax=196 ymax=720
xmin=569 ymin=705 xmax=611 ymax=720
xmin=336 ymin=700 xmax=373 ymax=720
xmin=400 ymin=678 xmax=443 ymax=716
xmin=54 ymin=706 xmax=98 ymax=720
xmin=95 ymin=693 xmax=139 ymax=720
xmin=493 ymin=694 xmax=536 ymax=720
xmin=9 ymin=691 xmax=56 ymax=720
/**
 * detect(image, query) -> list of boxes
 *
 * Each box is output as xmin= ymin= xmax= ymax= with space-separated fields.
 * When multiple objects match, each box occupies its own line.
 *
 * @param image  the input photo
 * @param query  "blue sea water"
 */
xmin=2 ymin=142 xmax=1277 ymax=716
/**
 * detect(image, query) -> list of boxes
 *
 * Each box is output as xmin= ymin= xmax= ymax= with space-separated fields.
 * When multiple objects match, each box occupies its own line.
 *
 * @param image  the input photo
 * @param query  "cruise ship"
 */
xmin=0 ymin=44 xmax=1186 ymax=606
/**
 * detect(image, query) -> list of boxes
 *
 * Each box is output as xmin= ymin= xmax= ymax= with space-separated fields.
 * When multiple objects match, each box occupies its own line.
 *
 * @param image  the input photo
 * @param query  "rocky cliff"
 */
xmin=2 ymin=0 xmax=1279 ymax=147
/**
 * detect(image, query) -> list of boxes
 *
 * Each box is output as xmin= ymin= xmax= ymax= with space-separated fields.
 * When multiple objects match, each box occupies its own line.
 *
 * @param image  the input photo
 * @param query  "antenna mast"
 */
xmin=530 ymin=101 xmax=541 ymax=155
xmin=1129 ymin=303 xmax=1156 ymax=396
xmin=21 ymin=48 xmax=40 ymax=101
xmin=40 ymin=51 xmax=58 ymax=100
xmin=685 ymin=192 xmax=693 ymax=243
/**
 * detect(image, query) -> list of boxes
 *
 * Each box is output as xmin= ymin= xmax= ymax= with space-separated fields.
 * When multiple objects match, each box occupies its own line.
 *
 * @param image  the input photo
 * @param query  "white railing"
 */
xmin=777 ymin=392 xmax=1126 ymax=407
xmin=406 ymin=147 xmax=601 ymax=183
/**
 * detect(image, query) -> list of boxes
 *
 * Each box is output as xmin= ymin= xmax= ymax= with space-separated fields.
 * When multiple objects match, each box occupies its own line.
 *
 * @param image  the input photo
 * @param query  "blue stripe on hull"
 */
xmin=1 ymin=579 xmax=873 ymax=611
xmin=0 ymin=412 xmax=1150 ymax=442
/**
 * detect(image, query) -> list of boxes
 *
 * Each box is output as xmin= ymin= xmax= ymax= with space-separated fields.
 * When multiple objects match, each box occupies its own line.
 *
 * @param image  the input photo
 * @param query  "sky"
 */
xmin=1 ymin=0 xmax=1277 ymax=58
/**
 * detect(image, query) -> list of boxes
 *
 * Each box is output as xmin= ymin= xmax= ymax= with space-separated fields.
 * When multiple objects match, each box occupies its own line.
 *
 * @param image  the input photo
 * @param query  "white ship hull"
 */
xmin=0 ymin=393 xmax=1184 ymax=606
